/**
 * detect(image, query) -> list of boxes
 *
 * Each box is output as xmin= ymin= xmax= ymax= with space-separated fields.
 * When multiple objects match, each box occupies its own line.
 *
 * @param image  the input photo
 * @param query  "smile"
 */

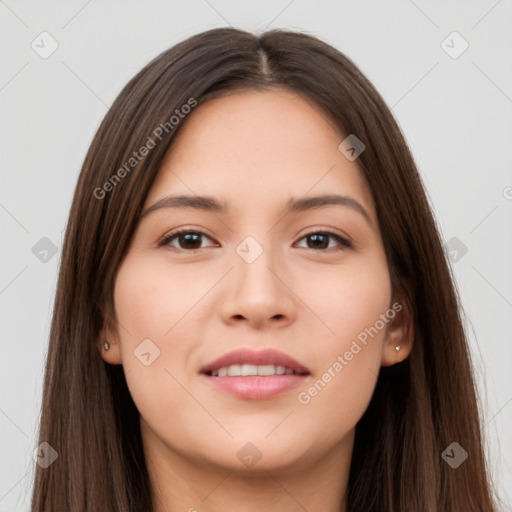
xmin=208 ymin=364 xmax=304 ymax=377
xmin=200 ymin=348 xmax=310 ymax=400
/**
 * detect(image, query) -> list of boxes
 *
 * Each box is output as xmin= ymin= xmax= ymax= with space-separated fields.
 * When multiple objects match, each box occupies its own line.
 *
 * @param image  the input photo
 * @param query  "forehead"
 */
xmin=145 ymin=90 xmax=375 ymax=217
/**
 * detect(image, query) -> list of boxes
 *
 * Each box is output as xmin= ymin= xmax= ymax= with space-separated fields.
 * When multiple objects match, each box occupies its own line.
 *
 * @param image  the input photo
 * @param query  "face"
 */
xmin=102 ymin=90 xmax=411 ymax=474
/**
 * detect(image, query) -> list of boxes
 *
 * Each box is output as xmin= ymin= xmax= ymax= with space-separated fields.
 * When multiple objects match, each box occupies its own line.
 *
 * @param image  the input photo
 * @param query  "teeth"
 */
xmin=257 ymin=364 xmax=276 ymax=376
xmin=227 ymin=364 xmax=241 ymax=376
xmin=210 ymin=364 xmax=295 ymax=377
xmin=241 ymin=364 xmax=258 ymax=376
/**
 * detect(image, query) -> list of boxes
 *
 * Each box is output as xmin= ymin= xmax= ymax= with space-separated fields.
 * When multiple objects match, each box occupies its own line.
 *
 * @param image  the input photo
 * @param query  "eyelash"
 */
xmin=159 ymin=228 xmax=352 ymax=252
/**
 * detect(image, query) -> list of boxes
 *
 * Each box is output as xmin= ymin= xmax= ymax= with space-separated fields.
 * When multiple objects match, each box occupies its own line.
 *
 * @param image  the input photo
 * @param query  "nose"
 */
xmin=220 ymin=253 xmax=296 ymax=330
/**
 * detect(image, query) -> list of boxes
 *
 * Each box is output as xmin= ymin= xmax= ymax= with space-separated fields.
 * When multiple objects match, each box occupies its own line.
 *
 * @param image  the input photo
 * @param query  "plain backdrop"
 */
xmin=1 ymin=1 xmax=511 ymax=510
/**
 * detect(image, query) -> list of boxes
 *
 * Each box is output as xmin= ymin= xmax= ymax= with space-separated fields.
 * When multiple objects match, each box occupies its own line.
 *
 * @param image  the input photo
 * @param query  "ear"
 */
xmin=381 ymin=292 xmax=414 ymax=367
xmin=98 ymin=308 xmax=123 ymax=365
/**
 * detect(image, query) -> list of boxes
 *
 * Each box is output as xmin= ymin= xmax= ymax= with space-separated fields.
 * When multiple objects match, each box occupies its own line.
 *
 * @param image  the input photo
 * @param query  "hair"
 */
xmin=30 ymin=27 xmax=498 ymax=511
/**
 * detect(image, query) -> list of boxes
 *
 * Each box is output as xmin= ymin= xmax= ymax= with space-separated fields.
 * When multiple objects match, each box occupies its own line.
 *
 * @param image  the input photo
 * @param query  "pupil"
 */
xmin=309 ymin=233 xmax=327 ymax=249
xmin=181 ymin=233 xmax=201 ymax=249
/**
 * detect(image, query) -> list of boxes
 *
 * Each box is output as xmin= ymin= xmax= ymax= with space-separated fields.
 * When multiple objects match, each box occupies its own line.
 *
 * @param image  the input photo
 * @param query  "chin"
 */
xmin=197 ymin=431 xmax=317 ymax=474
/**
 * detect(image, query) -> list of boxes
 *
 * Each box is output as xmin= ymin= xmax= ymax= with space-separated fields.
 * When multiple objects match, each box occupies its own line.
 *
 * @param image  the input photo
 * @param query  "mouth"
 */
xmin=200 ymin=348 xmax=310 ymax=400
xmin=205 ymin=364 xmax=307 ymax=377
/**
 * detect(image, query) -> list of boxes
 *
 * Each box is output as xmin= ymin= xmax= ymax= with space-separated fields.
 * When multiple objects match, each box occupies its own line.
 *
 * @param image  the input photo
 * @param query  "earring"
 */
xmin=395 ymin=345 xmax=401 ymax=352
xmin=104 ymin=341 xmax=110 ymax=351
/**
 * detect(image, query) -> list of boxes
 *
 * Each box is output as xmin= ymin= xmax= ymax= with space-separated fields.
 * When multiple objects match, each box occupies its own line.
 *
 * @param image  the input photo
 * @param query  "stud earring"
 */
xmin=104 ymin=341 xmax=110 ymax=351
xmin=395 ymin=345 xmax=401 ymax=352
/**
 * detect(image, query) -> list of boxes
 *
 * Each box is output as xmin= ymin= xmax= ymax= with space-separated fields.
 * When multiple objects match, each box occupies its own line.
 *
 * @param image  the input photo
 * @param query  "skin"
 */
xmin=100 ymin=89 xmax=413 ymax=512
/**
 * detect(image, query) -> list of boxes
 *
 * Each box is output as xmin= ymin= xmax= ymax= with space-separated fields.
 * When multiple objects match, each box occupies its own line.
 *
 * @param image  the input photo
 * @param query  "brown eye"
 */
xmin=160 ymin=230 xmax=215 ymax=250
xmin=159 ymin=229 xmax=351 ymax=252
xmin=296 ymin=231 xmax=351 ymax=251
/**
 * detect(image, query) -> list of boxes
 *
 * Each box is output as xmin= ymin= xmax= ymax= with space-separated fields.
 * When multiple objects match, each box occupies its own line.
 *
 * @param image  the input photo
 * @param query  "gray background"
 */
xmin=1 ymin=1 xmax=511 ymax=510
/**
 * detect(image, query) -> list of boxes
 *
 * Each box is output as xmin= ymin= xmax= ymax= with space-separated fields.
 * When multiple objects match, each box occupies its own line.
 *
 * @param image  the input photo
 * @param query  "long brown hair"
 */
xmin=30 ymin=27 xmax=498 ymax=511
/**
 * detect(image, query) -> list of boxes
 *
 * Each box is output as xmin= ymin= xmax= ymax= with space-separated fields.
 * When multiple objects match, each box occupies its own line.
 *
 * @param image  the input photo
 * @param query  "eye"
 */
xmin=295 ymin=231 xmax=352 ymax=251
xmin=160 ymin=229 xmax=217 ymax=251
xmin=159 ymin=229 xmax=352 ymax=252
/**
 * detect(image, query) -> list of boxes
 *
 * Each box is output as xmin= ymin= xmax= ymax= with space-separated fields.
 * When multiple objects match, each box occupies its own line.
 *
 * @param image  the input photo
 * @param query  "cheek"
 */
xmin=294 ymin=257 xmax=391 ymax=419
xmin=302 ymin=254 xmax=391 ymax=347
xmin=112 ymin=256 xmax=198 ymax=409
xmin=113 ymin=254 xmax=209 ymax=345
xmin=112 ymin=260 xmax=202 ymax=455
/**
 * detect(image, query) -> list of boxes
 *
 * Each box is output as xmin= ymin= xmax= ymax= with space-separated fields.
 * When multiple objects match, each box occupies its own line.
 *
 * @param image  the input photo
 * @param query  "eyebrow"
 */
xmin=139 ymin=193 xmax=372 ymax=225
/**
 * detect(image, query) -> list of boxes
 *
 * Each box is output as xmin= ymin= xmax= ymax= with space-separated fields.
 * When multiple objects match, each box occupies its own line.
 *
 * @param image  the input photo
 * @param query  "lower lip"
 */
xmin=201 ymin=374 xmax=308 ymax=400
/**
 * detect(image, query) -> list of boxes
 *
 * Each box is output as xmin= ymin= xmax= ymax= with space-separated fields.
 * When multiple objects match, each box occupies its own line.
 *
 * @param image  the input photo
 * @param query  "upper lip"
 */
xmin=200 ymin=348 xmax=310 ymax=375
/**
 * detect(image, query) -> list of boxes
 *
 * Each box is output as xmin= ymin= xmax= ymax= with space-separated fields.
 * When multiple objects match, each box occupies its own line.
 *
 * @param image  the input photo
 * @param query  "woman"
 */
xmin=30 ymin=27 xmax=498 ymax=511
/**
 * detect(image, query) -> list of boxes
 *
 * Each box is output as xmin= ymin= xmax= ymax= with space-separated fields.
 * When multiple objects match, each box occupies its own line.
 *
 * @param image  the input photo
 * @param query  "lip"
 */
xmin=200 ymin=348 xmax=310 ymax=375
xmin=199 ymin=348 xmax=310 ymax=400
